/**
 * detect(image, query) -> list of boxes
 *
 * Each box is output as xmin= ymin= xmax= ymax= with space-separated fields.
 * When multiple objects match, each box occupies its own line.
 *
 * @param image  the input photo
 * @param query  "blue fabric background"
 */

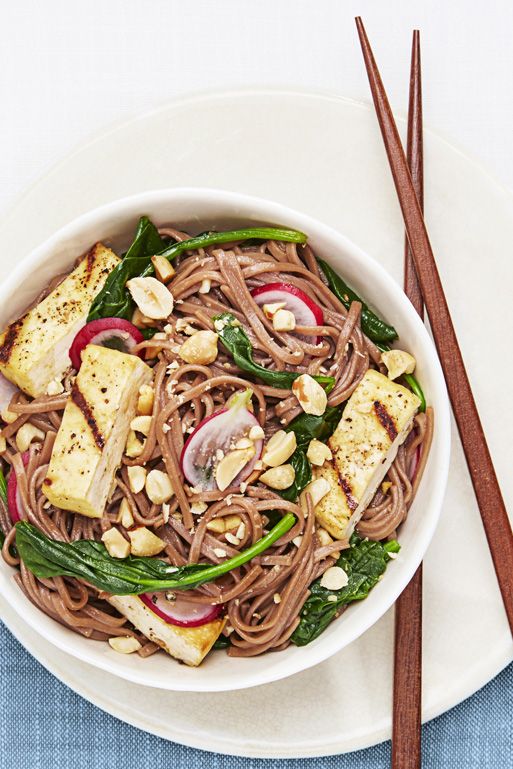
xmin=0 ymin=621 xmax=510 ymax=768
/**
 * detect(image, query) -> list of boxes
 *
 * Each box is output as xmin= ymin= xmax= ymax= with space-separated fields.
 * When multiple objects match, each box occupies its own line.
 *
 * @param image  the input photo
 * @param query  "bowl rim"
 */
xmin=0 ymin=187 xmax=451 ymax=691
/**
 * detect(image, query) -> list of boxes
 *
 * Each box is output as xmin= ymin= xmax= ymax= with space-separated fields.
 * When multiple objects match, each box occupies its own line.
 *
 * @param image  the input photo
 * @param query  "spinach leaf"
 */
xmin=140 ymin=327 xmax=159 ymax=340
xmin=213 ymin=635 xmax=232 ymax=650
xmin=213 ymin=313 xmax=335 ymax=391
xmin=141 ymin=226 xmax=307 ymax=276
xmin=317 ymin=258 xmax=398 ymax=343
xmin=88 ymin=216 xmax=168 ymax=321
xmin=89 ymin=222 xmax=307 ymax=322
xmin=14 ymin=514 xmax=295 ymax=595
xmin=291 ymin=534 xmax=400 ymax=646
xmin=278 ymin=449 xmax=312 ymax=502
xmin=278 ymin=405 xmax=342 ymax=501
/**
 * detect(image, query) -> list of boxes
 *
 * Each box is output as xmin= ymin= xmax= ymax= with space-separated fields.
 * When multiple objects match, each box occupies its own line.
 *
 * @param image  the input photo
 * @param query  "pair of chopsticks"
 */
xmin=355 ymin=16 xmax=513 ymax=768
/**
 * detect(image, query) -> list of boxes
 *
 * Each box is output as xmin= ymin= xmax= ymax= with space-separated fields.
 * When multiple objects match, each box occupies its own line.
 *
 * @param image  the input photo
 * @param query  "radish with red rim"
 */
xmin=140 ymin=593 xmax=222 ymax=627
xmin=180 ymin=389 xmax=263 ymax=491
xmin=69 ymin=318 xmax=145 ymax=370
xmin=7 ymin=451 xmax=29 ymax=523
xmin=250 ymin=282 xmax=324 ymax=343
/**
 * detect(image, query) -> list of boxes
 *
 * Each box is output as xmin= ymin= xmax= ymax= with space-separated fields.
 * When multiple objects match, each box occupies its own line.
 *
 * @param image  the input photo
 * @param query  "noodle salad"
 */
xmin=0 ymin=217 xmax=432 ymax=665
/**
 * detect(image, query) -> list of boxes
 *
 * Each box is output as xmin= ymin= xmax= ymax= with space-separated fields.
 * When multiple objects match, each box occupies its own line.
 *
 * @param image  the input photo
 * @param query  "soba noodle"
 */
xmin=0 ymin=230 xmax=433 ymax=658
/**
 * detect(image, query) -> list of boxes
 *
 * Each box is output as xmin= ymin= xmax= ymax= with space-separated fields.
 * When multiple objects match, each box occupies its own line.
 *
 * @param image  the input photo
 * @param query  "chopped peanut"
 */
xmin=224 ymin=514 xmax=242 ymax=531
xmin=215 ymin=447 xmax=255 ymax=491
xmin=179 ymin=330 xmax=218 ymax=365
xmin=127 ymin=276 xmax=174 ymax=319
xmin=102 ymin=527 xmax=130 ymax=559
xmin=292 ymin=374 xmax=327 ymax=416
xmin=127 ymin=465 xmax=147 ymax=494
xmin=320 ymin=566 xmax=349 ymax=591
xmin=1 ymin=407 xmax=18 ymax=424
xmin=381 ymin=349 xmax=416 ymax=381
xmin=128 ymin=526 xmax=166 ymax=556
xmin=125 ymin=430 xmax=145 ymax=458
xmin=259 ymin=464 xmax=295 ymax=490
xmin=316 ymin=527 xmax=333 ymax=547
xmin=272 ymin=309 xmax=296 ymax=332
xmin=206 ymin=518 xmax=226 ymax=534
xmin=16 ymin=423 xmax=45 ymax=453
xmin=137 ymin=384 xmax=154 ymax=416
xmin=131 ymin=307 xmax=155 ymax=328
xmin=262 ymin=302 xmax=286 ymax=319
xmin=145 ymin=469 xmax=173 ymax=504
xmin=117 ymin=498 xmax=134 ymax=529
xmin=262 ymin=430 xmax=296 ymax=467
xmin=108 ymin=636 xmax=142 ymax=654
xmin=300 ymin=478 xmax=331 ymax=511
xmin=306 ymin=439 xmax=333 ymax=466
xmin=130 ymin=415 xmax=152 ymax=436
xmin=248 ymin=424 xmax=265 ymax=441
xmin=151 ymin=254 xmax=175 ymax=284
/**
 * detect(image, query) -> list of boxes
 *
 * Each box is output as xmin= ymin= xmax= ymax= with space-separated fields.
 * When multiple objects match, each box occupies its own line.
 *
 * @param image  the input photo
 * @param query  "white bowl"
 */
xmin=0 ymin=188 xmax=450 ymax=692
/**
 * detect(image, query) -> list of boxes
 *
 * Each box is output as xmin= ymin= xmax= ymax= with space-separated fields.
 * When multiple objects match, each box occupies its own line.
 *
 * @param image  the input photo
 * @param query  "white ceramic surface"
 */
xmin=0 ymin=89 xmax=511 ymax=755
xmin=0 ymin=186 xmax=450 ymax=692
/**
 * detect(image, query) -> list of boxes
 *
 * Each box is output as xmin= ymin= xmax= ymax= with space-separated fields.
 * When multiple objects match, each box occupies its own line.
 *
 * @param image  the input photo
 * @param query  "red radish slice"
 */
xmin=7 ymin=451 xmax=29 ymax=523
xmin=251 ymin=282 xmax=324 ymax=343
xmin=180 ymin=390 xmax=263 ymax=491
xmin=69 ymin=318 xmax=145 ymax=370
xmin=0 ymin=374 xmax=18 ymax=413
xmin=140 ymin=593 xmax=222 ymax=627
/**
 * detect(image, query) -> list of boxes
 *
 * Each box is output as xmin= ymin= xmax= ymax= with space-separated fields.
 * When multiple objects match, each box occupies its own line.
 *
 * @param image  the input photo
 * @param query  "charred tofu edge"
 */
xmin=0 ymin=243 xmax=120 ymax=397
xmin=313 ymin=369 xmax=421 ymax=540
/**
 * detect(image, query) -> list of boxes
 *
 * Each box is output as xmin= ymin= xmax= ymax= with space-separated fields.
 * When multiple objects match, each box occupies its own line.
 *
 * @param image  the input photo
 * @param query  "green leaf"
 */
xmin=213 ymin=313 xmax=335 ymax=391
xmin=14 ymin=514 xmax=295 ymax=595
xmin=277 ymin=448 xmax=312 ymax=502
xmin=89 ymin=223 xmax=307 ymax=323
xmin=291 ymin=534 xmax=400 ymax=646
xmin=88 ymin=216 xmax=169 ymax=321
xmin=141 ymin=226 xmax=307 ymax=276
xmin=213 ymin=635 xmax=231 ymax=650
xmin=317 ymin=258 xmax=398 ymax=343
xmin=139 ymin=327 xmax=159 ymax=340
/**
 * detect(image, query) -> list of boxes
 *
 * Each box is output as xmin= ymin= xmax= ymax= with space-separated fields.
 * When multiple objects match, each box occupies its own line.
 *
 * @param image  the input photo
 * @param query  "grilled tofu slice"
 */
xmin=43 ymin=345 xmax=152 ymax=518
xmin=108 ymin=595 xmax=226 ymax=667
xmin=313 ymin=369 xmax=420 ymax=540
xmin=0 ymin=243 xmax=120 ymax=397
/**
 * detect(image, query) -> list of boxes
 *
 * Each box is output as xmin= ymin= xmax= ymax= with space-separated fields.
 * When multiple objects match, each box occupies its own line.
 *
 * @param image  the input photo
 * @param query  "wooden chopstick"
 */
xmin=392 ymin=30 xmax=424 ymax=769
xmin=355 ymin=17 xmax=513 ymax=634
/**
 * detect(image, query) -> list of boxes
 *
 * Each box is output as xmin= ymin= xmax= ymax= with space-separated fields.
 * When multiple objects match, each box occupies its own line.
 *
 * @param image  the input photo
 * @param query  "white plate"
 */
xmin=0 ymin=88 xmax=512 ymax=756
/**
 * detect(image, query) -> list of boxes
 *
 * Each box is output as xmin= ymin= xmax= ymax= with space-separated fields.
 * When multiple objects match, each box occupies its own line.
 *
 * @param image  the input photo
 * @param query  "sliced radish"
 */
xmin=251 ymin=282 xmax=324 ymax=342
xmin=69 ymin=318 xmax=145 ymax=370
xmin=7 ymin=451 xmax=29 ymax=523
xmin=180 ymin=389 xmax=263 ymax=491
xmin=0 ymin=374 xmax=18 ymax=413
xmin=140 ymin=593 xmax=222 ymax=627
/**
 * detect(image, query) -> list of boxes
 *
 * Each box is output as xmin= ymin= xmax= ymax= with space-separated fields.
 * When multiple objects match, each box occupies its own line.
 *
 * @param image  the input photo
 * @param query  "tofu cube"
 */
xmin=0 ymin=243 xmax=120 ymax=397
xmin=43 ymin=345 xmax=152 ymax=518
xmin=108 ymin=595 xmax=226 ymax=667
xmin=313 ymin=369 xmax=420 ymax=539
